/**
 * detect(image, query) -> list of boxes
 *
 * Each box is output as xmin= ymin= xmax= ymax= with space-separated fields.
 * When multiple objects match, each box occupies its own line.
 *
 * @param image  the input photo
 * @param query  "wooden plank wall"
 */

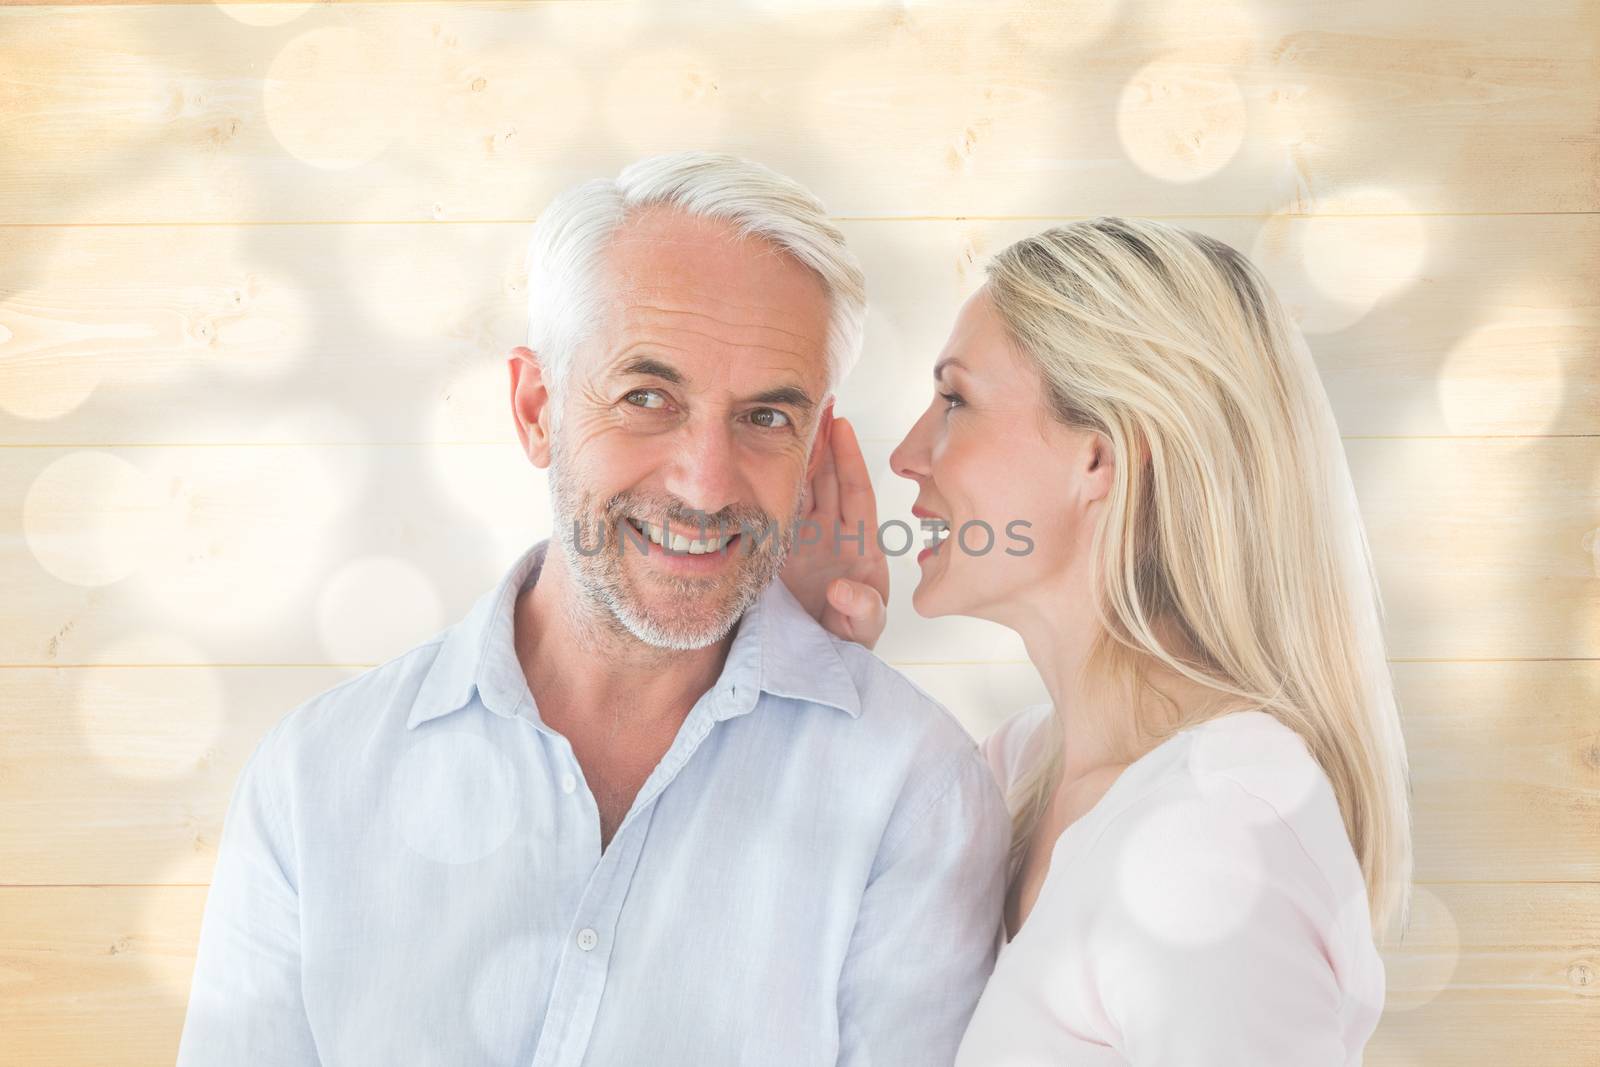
xmin=1 ymin=1 xmax=1596 ymax=1062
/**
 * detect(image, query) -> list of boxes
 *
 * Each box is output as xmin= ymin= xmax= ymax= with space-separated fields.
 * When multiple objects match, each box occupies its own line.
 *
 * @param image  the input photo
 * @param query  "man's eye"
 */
xmin=624 ymin=389 xmax=668 ymax=410
xmin=749 ymin=408 xmax=791 ymax=430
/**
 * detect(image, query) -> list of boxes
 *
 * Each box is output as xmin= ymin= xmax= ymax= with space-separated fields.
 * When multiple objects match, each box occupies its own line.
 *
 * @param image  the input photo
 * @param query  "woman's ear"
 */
xmin=1081 ymin=429 xmax=1117 ymax=504
xmin=509 ymin=346 xmax=555 ymax=467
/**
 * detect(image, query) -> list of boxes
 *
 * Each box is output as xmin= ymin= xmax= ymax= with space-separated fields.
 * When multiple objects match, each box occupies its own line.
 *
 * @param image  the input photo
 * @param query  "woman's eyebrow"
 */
xmin=934 ymin=357 xmax=968 ymax=381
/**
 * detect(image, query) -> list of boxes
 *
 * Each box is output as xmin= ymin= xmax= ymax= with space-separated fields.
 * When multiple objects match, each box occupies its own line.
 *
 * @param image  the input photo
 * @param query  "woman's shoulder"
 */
xmin=977 ymin=702 xmax=1054 ymax=795
xmin=1067 ymin=713 xmax=1384 ymax=1048
xmin=1078 ymin=711 xmax=1365 ymax=925
xmin=1174 ymin=710 xmax=1352 ymax=859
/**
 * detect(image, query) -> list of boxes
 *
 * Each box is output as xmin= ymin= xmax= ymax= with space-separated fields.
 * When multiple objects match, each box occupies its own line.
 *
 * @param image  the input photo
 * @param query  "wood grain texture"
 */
xmin=1367 ymin=882 xmax=1600 ymax=1065
xmin=0 ymin=0 xmax=1594 ymax=223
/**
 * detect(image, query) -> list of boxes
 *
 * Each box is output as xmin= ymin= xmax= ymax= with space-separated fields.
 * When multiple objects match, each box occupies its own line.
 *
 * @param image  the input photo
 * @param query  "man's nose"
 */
xmin=662 ymin=419 xmax=742 ymax=520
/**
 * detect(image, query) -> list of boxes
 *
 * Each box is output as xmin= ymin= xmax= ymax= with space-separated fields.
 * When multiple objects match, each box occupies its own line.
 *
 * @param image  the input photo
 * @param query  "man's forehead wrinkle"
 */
xmin=595 ymin=334 xmax=812 ymax=379
xmin=611 ymin=323 xmax=819 ymax=371
xmin=604 ymin=218 xmax=775 ymax=280
xmin=613 ymin=276 xmax=816 ymax=315
xmin=618 ymin=302 xmax=824 ymax=348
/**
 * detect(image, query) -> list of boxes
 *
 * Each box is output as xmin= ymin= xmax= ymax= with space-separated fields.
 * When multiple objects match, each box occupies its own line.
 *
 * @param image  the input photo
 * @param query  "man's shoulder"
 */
xmin=824 ymin=638 xmax=1010 ymax=853
xmin=825 ymin=636 xmax=984 ymax=764
xmin=756 ymin=578 xmax=980 ymax=761
xmin=806 ymin=633 xmax=1004 ymax=831
xmin=258 ymin=631 xmax=451 ymax=765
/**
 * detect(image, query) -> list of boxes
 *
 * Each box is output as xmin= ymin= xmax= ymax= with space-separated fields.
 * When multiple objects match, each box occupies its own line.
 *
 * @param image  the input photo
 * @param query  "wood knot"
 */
xmin=1582 ymin=742 xmax=1600 ymax=773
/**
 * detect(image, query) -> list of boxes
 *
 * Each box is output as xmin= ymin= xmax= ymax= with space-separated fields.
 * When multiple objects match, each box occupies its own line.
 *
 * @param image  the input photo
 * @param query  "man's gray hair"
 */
xmin=524 ymin=151 xmax=867 ymax=409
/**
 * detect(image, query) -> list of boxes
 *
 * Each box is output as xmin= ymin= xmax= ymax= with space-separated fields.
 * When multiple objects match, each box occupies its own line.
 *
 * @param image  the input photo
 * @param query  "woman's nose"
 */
xmin=889 ymin=407 xmax=936 ymax=483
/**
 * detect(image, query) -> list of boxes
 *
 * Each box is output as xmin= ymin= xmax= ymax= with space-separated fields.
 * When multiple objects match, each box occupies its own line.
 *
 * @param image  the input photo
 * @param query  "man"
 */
xmin=176 ymin=151 xmax=1009 ymax=1067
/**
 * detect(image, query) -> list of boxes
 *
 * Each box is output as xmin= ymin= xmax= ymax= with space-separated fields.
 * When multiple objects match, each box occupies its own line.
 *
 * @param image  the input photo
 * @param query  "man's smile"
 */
xmin=619 ymin=515 xmax=746 ymax=575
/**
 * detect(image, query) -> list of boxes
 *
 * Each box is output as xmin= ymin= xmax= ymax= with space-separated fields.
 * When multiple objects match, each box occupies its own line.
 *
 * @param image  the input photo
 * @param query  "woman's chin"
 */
xmin=914 ymin=568 xmax=1014 ymax=624
xmin=910 ymin=576 xmax=955 ymax=619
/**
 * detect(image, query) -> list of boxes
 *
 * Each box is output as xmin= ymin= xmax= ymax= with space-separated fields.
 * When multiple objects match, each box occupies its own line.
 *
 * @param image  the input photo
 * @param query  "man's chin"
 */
xmin=614 ymin=569 xmax=765 ymax=649
xmin=615 ymin=602 xmax=744 ymax=651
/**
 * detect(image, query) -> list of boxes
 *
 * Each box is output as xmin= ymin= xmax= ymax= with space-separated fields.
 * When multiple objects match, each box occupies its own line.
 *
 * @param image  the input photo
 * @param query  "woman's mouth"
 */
xmin=911 ymin=506 xmax=951 ymax=564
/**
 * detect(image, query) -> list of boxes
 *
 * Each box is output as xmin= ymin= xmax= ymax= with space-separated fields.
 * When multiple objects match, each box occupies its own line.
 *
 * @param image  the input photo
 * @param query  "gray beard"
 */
xmin=545 ymin=433 xmax=803 ymax=651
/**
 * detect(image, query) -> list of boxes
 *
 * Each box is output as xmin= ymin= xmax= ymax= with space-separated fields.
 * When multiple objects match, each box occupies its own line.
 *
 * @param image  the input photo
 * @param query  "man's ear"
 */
xmin=509 ymin=346 xmax=555 ymax=468
xmin=806 ymin=398 xmax=836 ymax=480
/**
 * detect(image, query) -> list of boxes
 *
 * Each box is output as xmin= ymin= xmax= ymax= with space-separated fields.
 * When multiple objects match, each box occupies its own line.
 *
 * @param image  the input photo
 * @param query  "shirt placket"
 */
xmin=527 ymin=693 xmax=726 ymax=1067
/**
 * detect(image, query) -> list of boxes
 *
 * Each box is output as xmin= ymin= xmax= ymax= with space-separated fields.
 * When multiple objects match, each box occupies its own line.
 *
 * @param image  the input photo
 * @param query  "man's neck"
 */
xmin=515 ymin=544 xmax=736 ymax=728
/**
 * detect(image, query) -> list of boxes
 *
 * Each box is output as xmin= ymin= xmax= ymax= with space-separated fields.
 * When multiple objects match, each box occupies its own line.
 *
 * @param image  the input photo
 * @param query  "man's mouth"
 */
xmin=624 ymin=517 xmax=740 ymax=555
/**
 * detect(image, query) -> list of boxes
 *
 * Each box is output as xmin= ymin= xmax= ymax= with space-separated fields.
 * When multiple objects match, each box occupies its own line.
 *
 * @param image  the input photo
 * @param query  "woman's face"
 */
xmin=889 ymin=286 xmax=1113 ymax=625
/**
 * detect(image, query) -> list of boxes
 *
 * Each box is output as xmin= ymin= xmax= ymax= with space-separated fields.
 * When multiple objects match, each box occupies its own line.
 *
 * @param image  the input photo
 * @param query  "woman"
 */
xmin=781 ymin=217 xmax=1411 ymax=1064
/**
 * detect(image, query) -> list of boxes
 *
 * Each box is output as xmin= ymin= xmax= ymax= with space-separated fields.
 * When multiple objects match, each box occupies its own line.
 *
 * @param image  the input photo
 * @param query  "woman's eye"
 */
xmin=624 ymin=388 xmax=668 ymax=410
xmin=749 ymin=408 xmax=792 ymax=430
xmin=938 ymin=390 xmax=965 ymax=412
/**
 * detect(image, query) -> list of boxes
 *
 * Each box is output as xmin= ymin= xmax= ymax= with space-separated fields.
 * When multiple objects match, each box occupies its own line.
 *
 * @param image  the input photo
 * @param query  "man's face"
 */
xmin=538 ymin=206 xmax=834 ymax=650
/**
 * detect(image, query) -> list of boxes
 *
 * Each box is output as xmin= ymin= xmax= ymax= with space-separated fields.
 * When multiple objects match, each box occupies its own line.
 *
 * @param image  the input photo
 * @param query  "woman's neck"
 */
xmin=1011 ymin=593 xmax=1229 ymax=782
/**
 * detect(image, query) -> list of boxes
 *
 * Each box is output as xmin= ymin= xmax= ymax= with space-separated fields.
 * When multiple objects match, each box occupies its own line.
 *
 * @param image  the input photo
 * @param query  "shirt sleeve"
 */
xmin=176 ymin=717 xmax=322 ymax=1066
xmin=1084 ymin=778 xmax=1353 ymax=1067
xmin=835 ymin=746 xmax=1011 ymax=1066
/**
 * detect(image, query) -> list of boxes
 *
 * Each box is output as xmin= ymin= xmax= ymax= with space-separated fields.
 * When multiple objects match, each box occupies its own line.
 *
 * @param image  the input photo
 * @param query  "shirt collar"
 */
xmin=405 ymin=538 xmax=861 ymax=731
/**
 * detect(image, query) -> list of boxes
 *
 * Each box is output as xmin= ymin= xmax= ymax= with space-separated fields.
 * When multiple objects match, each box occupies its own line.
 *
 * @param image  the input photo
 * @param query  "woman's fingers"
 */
xmin=810 ymin=410 xmax=841 ymax=521
xmin=825 ymin=577 xmax=887 ymax=651
xmin=830 ymin=417 xmax=890 ymax=600
xmin=831 ymin=416 xmax=877 ymax=531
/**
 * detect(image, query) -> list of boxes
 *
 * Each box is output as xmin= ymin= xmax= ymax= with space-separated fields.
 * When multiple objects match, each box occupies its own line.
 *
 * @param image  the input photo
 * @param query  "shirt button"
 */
xmin=576 ymin=928 xmax=598 ymax=952
xmin=560 ymin=773 xmax=577 ymax=795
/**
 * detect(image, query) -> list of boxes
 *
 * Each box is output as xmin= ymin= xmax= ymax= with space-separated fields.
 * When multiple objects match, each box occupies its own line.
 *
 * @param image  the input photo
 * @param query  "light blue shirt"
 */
xmin=176 ymin=538 xmax=1010 ymax=1067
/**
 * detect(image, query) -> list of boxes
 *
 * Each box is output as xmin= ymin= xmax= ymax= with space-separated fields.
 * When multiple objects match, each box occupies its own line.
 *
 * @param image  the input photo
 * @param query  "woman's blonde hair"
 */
xmin=986 ymin=217 xmax=1412 ymax=936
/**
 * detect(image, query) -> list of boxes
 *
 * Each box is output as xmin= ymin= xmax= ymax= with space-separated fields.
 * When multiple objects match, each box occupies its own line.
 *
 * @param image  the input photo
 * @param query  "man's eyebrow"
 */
xmin=611 ymin=353 xmax=815 ymax=415
xmin=748 ymin=385 xmax=815 ymax=414
xmin=612 ymin=356 xmax=685 ymax=384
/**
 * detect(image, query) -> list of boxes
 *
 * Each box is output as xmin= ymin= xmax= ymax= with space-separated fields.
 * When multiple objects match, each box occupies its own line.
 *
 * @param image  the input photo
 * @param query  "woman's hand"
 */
xmin=781 ymin=414 xmax=889 ymax=650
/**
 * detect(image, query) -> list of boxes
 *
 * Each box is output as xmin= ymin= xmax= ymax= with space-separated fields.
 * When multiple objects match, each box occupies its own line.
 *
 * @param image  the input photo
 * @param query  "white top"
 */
xmin=955 ymin=705 xmax=1386 ymax=1066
